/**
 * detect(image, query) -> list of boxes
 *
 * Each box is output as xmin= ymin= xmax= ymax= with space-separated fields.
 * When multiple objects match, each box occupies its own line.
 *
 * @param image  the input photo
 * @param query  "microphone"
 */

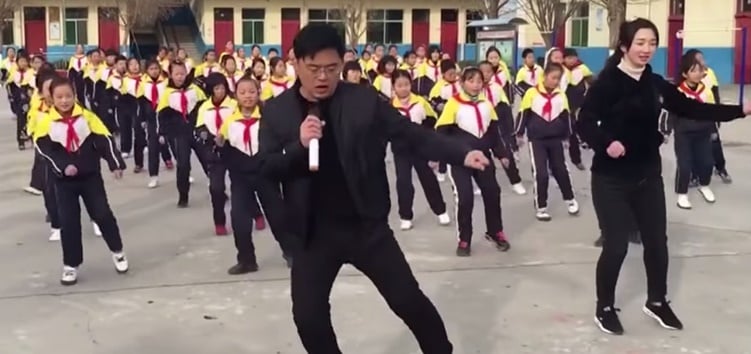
xmin=308 ymin=105 xmax=321 ymax=172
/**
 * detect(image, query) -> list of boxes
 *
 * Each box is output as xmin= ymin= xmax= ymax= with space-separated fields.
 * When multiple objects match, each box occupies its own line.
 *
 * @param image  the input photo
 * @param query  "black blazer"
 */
xmin=259 ymin=81 xmax=470 ymax=240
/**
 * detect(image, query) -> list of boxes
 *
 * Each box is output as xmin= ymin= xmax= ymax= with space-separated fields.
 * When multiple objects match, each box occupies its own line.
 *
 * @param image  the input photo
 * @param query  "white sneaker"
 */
xmin=513 ymin=151 xmax=520 ymax=163
xmin=474 ymin=187 xmax=481 ymax=195
xmin=112 ymin=252 xmax=129 ymax=273
xmin=189 ymin=176 xmax=195 ymax=184
xmin=121 ymin=152 xmax=130 ymax=159
xmin=511 ymin=183 xmax=527 ymax=195
xmin=536 ymin=208 xmax=552 ymax=221
xmin=400 ymin=219 xmax=413 ymax=231
xmin=676 ymin=194 xmax=692 ymax=209
xmin=565 ymin=199 xmax=580 ymax=215
xmin=437 ymin=213 xmax=451 ymax=225
xmin=698 ymin=186 xmax=716 ymax=203
xmin=436 ymin=173 xmax=446 ymax=182
xmin=23 ymin=186 xmax=43 ymax=195
xmin=60 ymin=266 xmax=78 ymax=286
xmin=92 ymin=222 xmax=102 ymax=237
xmin=49 ymin=228 xmax=61 ymax=241
xmin=147 ymin=177 xmax=159 ymax=189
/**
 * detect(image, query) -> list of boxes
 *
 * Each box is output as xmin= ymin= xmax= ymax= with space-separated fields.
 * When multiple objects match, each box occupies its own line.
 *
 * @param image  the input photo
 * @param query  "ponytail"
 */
xmin=603 ymin=50 xmax=624 ymax=72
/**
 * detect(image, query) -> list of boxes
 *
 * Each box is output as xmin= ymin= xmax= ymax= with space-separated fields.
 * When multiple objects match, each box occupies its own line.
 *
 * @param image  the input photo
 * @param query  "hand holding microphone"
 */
xmin=300 ymin=106 xmax=324 ymax=171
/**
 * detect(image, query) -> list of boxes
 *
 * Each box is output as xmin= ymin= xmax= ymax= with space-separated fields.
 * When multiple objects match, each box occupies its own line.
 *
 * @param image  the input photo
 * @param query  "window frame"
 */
xmin=64 ymin=7 xmax=89 ymax=45
xmin=366 ymin=9 xmax=404 ymax=44
xmin=307 ymin=9 xmax=345 ymax=41
xmin=671 ymin=0 xmax=685 ymax=16
xmin=1 ymin=14 xmax=13 ymax=45
xmin=241 ymin=8 xmax=265 ymax=44
xmin=465 ymin=9 xmax=484 ymax=44
xmin=570 ymin=4 xmax=589 ymax=47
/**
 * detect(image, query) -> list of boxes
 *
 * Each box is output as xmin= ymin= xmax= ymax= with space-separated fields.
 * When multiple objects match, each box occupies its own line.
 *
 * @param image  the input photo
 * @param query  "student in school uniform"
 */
xmin=6 ymin=52 xmax=34 ymax=150
xmin=478 ymin=61 xmax=526 ymax=196
xmin=1 ymin=46 xmax=16 ymax=81
xmin=421 ymin=46 xmax=443 ymax=83
xmin=34 ymin=77 xmax=128 ymax=286
xmin=342 ymin=61 xmax=370 ymax=85
xmin=194 ymin=49 xmax=220 ymax=89
xmin=195 ymin=73 xmax=237 ymax=235
xmin=138 ymin=60 xmax=174 ymax=188
xmin=247 ymin=58 xmax=268 ymax=85
xmin=249 ymin=44 xmax=267 ymax=65
xmin=428 ymin=60 xmax=462 ymax=182
xmin=390 ymin=70 xmax=451 ymax=231
xmin=28 ymin=69 xmax=62 ymax=241
xmin=156 ymin=61 xmax=208 ymax=207
xmin=102 ymin=55 xmax=127 ymax=135
xmin=285 ymin=47 xmax=296 ymax=81
xmin=120 ymin=57 xmax=148 ymax=171
xmin=688 ymin=49 xmax=733 ymax=183
xmin=94 ymin=50 xmax=119 ymax=133
xmin=67 ymin=44 xmax=87 ymax=104
xmin=388 ymin=45 xmax=403 ymax=63
xmin=485 ymin=46 xmax=513 ymax=101
xmin=220 ymin=55 xmax=244 ymax=93
xmin=215 ymin=77 xmax=296 ymax=273
xmin=372 ymin=55 xmax=399 ymax=98
xmin=516 ymin=63 xmax=579 ymax=221
xmin=234 ymin=47 xmax=250 ymax=72
xmin=260 ymin=57 xmax=293 ymax=101
xmin=563 ymin=48 xmax=593 ymax=171
xmin=176 ymin=48 xmax=195 ymax=75
xmin=435 ymin=67 xmax=512 ymax=256
xmin=400 ymin=51 xmax=433 ymax=97
xmin=514 ymin=48 xmax=544 ymax=96
xmin=659 ymin=53 xmax=718 ymax=209
xmin=82 ymin=49 xmax=103 ymax=110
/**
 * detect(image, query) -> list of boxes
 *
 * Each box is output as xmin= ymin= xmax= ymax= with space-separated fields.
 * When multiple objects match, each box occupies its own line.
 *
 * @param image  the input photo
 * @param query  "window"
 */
xmin=281 ymin=8 xmax=300 ymax=21
xmin=412 ymin=9 xmax=429 ymax=23
xmin=64 ymin=8 xmax=88 ymax=45
xmin=214 ymin=8 xmax=233 ymax=21
xmin=671 ymin=0 xmax=685 ymax=15
xmin=570 ymin=5 xmax=589 ymax=47
xmin=466 ymin=10 xmax=484 ymax=43
xmin=1 ymin=13 xmax=12 ymax=45
xmin=742 ymin=0 xmax=751 ymax=13
xmin=241 ymin=8 xmax=264 ymax=44
xmin=441 ymin=9 xmax=458 ymax=22
xmin=366 ymin=9 xmax=403 ymax=43
xmin=308 ymin=9 xmax=345 ymax=41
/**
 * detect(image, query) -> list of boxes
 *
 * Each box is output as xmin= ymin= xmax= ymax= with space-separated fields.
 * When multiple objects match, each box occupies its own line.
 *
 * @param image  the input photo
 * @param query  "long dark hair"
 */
xmin=603 ymin=18 xmax=660 ymax=71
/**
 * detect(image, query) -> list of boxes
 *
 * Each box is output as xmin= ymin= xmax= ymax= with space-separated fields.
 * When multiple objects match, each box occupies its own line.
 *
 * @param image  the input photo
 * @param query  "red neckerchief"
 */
xmin=212 ymin=98 xmax=225 ymax=130
xmin=270 ymin=79 xmax=289 ymax=90
xmin=493 ymin=72 xmax=504 ymax=87
xmin=149 ymin=78 xmax=160 ymax=110
xmin=17 ymin=69 xmax=25 ymax=83
xmin=75 ymin=56 xmax=83 ymax=71
xmin=396 ymin=98 xmax=418 ymax=119
xmin=407 ymin=67 xmax=415 ymax=79
xmin=484 ymin=85 xmax=495 ymax=104
xmin=177 ymin=89 xmax=189 ymax=120
xmin=130 ymin=74 xmax=141 ymax=94
xmin=429 ymin=60 xmax=439 ymax=79
xmin=679 ymin=82 xmax=705 ymax=103
xmin=527 ymin=65 xmax=537 ymax=81
xmin=227 ymin=72 xmax=238 ymax=90
xmin=445 ymin=81 xmax=458 ymax=96
xmin=566 ymin=61 xmax=582 ymax=71
xmin=536 ymin=87 xmax=558 ymax=121
xmin=239 ymin=117 xmax=260 ymax=153
xmin=453 ymin=94 xmax=486 ymax=135
xmin=60 ymin=115 xmax=81 ymax=152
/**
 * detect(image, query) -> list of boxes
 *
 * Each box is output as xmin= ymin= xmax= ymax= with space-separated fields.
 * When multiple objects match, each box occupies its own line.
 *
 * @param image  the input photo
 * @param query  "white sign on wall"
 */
xmin=595 ymin=8 xmax=604 ymax=32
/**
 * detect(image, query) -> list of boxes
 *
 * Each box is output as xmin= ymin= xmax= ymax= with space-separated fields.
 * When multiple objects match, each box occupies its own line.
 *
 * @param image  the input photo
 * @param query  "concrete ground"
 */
xmin=0 ymin=87 xmax=750 ymax=354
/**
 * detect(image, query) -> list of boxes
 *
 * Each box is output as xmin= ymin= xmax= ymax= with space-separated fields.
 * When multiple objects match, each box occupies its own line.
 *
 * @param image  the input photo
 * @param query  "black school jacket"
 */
xmin=259 ymin=81 xmax=471 ymax=241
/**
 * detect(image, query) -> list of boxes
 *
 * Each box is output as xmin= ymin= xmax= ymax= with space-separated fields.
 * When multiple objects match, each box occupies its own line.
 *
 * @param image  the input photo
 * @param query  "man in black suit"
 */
xmin=259 ymin=24 xmax=491 ymax=354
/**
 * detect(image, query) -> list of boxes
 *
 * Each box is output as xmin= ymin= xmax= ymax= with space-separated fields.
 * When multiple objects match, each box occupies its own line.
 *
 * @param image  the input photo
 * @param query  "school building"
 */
xmin=3 ymin=0 xmax=750 ymax=84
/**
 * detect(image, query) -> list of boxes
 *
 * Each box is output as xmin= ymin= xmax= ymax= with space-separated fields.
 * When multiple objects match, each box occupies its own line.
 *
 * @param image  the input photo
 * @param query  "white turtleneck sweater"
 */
xmin=617 ymin=58 xmax=646 ymax=81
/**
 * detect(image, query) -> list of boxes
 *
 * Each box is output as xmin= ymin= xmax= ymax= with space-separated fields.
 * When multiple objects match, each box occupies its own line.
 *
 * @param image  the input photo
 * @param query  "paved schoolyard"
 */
xmin=0 ymin=87 xmax=750 ymax=354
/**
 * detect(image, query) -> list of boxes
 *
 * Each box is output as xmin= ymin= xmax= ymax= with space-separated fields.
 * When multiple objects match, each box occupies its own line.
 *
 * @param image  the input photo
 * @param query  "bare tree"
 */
xmin=474 ymin=0 xmax=516 ymax=19
xmin=588 ymin=0 xmax=649 ymax=50
xmin=518 ymin=0 xmax=588 ymax=47
xmin=0 ymin=0 xmax=20 ymax=45
xmin=336 ymin=0 xmax=369 ymax=49
xmin=106 ymin=0 xmax=188 ymax=45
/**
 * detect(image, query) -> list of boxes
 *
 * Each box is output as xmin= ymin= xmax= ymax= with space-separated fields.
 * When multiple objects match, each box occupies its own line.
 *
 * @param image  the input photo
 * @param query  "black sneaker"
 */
xmin=227 ymin=262 xmax=259 ymax=275
xmin=484 ymin=231 xmax=511 ymax=251
xmin=643 ymin=300 xmax=683 ymax=330
xmin=177 ymin=197 xmax=189 ymax=208
xmin=594 ymin=306 xmax=624 ymax=335
xmin=283 ymin=254 xmax=293 ymax=269
xmin=593 ymin=235 xmax=603 ymax=247
xmin=574 ymin=163 xmax=586 ymax=171
xmin=716 ymin=169 xmax=733 ymax=184
xmin=456 ymin=241 xmax=471 ymax=257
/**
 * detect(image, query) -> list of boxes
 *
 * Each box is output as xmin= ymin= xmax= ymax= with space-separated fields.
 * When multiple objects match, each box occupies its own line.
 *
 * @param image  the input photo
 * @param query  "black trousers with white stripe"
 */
xmin=393 ymin=151 xmax=446 ymax=220
xmin=528 ymin=139 xmax=575 ymax=209
xmin=449 ymin=155 xmax=503 ymax=244
xmin=56 ymin=173 xmax=123 ymax=267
